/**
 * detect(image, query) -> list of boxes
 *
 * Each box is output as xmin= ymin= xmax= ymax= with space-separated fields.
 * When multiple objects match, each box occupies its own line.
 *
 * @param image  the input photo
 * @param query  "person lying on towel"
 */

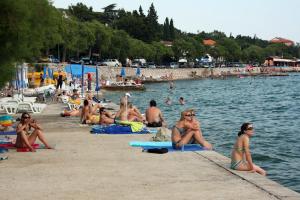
xmin=99 ymin=107 xmax=115 ymax=125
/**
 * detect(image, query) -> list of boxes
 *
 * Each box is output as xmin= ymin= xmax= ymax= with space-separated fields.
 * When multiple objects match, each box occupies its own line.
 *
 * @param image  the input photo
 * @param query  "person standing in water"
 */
xmin=169 ymin=81 xmax=174 ymax=90
xmin=179 ymin=97 xmax=185 ymax=105
xmin=230 ymin=123 xmax=266 ymax=176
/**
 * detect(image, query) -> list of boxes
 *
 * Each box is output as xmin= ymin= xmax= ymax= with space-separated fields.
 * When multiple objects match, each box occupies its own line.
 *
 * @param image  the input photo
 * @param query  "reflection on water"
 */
xmin=104 ymin=74 xmax=300 ymax=192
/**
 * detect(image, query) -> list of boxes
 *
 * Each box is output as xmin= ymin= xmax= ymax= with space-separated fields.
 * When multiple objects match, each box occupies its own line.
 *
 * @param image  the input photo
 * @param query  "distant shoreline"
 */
xmin=98 ymin=66 xmax=300 ymax=82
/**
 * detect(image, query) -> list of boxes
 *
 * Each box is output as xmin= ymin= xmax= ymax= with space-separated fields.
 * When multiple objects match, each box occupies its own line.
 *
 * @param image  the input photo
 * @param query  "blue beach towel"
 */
xmin=91 ymin=125 xmax=150 ymax=134
xmin=142 ymin=144 xmax=204 ymax=152
xmin=130 ymin=141 xmax=204 ymax=152
xmin=0 ymin=130 xmax=17 ymax=135
xmin=130 ymin=141 xmax=173 ymax=147
xmin=0 ymin=148 xmax=8 ymax=153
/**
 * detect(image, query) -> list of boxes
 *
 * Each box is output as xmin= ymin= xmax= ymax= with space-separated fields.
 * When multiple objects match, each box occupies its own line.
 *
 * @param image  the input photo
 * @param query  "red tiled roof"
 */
xmin=270 ymin=37 xmax=294 ymax=46
xmin=203 ymin=39 xmax=216 ymax=46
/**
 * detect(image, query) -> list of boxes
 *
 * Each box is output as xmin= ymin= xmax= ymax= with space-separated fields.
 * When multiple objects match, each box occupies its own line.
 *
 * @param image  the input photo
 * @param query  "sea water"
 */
xmin=104 ymin=74 xmax=300 ymax=193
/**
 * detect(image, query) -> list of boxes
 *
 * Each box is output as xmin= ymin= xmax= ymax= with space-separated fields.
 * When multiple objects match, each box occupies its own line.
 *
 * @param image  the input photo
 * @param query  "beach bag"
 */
xmin=152 ymin=127 xmax=171 ymax=141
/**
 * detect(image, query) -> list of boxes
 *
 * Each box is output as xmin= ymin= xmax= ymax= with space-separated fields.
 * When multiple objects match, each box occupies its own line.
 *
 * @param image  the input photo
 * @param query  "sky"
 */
xmin=52 ymin=0 xmax=300 ymax=43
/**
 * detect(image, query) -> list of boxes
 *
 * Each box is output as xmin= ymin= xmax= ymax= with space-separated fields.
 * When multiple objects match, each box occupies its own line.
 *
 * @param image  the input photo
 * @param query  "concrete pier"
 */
xmin=0 ymin=104 xmax=299 ymax=200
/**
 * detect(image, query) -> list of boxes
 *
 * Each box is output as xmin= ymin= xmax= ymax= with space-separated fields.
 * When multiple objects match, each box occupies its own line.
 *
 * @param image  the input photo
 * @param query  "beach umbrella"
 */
xmin=48 ymin=67 xmax=53 ymax=80
xmin=121 ymin=67 xmax=126 ymax=77
xmin=69 ymin=64 xmax=73 ymax=80
xmin=15 ymin=67 xmax=19 ymax=91
xmin=95 ymin=65 xmax=100 ymax=93
xmin=43 ymin=66 xmax=47 ymax=79
xmin=136 ymin=67 xmax=141 ymax=76
xmin=81 ymin=62 xmax=84 ymax=97
xmin=20 ymin=65 xmax=24 ymax=101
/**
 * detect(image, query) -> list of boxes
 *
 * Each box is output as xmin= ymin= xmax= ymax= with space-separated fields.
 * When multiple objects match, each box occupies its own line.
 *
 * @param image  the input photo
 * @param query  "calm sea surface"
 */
xmin=104 ymin=74 xmax=300 ymax=193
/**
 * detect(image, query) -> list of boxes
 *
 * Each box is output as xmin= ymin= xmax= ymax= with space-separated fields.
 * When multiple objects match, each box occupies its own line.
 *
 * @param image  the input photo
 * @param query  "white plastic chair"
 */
xmin=2 ymin=102 xmax=18 ymax=114
xmin=17 ymin=102 xmax=44 ymax=113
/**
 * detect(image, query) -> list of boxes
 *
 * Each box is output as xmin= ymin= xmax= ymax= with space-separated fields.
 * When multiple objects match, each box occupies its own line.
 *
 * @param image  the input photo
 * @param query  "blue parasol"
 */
xmin=48 ymin=67 xmax=53 ymax=79
xmin=120 ymin=67 xmax=126 ymax=77
xmin=95 ymin=65 xmax=100 ymax=92
xmin=43 ymin=66 xmax=47 ymax=79
xmin=136 ymin=67 xmax=141 ymax=76
xmin=81 ymin=62 xmax=84 ymax=97
xmin=65 ymin=64 xmax=96 ymax=77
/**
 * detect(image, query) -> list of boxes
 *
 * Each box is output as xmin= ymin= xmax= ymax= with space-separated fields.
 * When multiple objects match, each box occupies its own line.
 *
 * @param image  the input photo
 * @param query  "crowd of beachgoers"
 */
xmin=0 ymin=80 xmax=266 ymax=176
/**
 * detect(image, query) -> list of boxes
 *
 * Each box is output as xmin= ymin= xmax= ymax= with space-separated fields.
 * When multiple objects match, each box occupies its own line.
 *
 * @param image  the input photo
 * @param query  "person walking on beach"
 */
xmin=56 ymin=70 xmax=63 ymax=90
xmin=87 ymin=73 xmax=92 ymax=91
xmin=15 ymin=112 xmax=52 ymax=152
xmin=171 ymin=109 xmax=212 ymax=150
xmin=40 ymin=73 xmax=44 ymax=87
xmin=145 ymin=100 xmax=166 ymax=127
xmin=230 ymin=123 xmax=266 ymax=175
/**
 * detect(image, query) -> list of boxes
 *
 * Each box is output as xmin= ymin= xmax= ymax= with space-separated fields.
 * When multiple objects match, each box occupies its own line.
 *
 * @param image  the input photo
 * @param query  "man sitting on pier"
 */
xmin=145 ymin=100 xmax=166 ymax=127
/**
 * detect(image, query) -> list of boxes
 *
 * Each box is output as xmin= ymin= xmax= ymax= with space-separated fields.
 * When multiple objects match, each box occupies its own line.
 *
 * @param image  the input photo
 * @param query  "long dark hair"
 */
xmin=20 ymin=112 xmax=30 ymax=123
xmin=238 ymin=122 xmax=252 ymax=136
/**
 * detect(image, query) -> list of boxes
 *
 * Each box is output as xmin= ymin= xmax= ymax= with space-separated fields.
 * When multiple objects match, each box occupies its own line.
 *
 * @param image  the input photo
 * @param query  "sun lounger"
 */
xmin=1 ymin=102 xmax=18 ymax=114
xmin=17 ymin=102 xmax=45 ymax=113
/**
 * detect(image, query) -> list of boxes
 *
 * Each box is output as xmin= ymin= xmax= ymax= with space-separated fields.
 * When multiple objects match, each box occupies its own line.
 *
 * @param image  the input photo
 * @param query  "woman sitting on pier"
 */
xmin=81 ymin=99 xmax=100 ymax=124
xmin=171 ymin=109 xmax=212 ymax=150
xmin=15 ymin=112 xmax=52 ymax=152
xmin=231 ymin=123 xmax=266 ymax=176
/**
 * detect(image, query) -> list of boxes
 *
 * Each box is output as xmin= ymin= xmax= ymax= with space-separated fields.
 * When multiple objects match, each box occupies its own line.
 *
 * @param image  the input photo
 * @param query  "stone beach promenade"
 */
xmin=1 ymin=103 xmax=299 ymax=200
xmin=97 ymin=66 xmax=300 ymax=82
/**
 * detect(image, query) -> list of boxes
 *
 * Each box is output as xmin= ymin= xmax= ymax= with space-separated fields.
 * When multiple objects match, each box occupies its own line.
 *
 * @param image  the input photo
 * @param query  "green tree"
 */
xmin=60 ymin=17 xmax=79 ymax=61
xmin=68 ymin=3 xmax=95 ymax=22
xmin=218 ymin=38 xmax=241 ymax=62
xmin=108 ymin=30 xmax=130 ymax=62
xmin=138 ymin=5 xmax=145 ymax=17
xmin=91 ymin=21 xmax=111 ymax=59
xmin=145 ymin=3 xmax=160 ymax=42
xmin=163 ymin=18 xmax=170 ymax=40
xmin=102 ymin=4 xmax=118 ymax=25
xmin=0 ymin=0 xmax=57 ymax=87
xmin=243 ymin=45 xmax=264 ymax=63
xmin=169 ymin=18 xmax=175 ymax=40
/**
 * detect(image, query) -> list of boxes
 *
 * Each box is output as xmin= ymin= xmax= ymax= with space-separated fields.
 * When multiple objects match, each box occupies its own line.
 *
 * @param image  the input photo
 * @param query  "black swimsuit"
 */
xmin=147 ymin=121 xmax=162 ymax=127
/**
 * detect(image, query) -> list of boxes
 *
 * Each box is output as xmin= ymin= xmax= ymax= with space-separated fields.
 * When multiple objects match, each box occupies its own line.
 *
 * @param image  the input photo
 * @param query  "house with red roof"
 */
xmin=203 ymin=39 xmax=216 ymax=47
xmin=270 ymin=37 xmax=294 ymax=46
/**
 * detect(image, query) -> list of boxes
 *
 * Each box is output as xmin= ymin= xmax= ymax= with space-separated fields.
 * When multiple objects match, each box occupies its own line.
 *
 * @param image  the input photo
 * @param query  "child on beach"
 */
xmin=230 ymin=123 xmax=266 ymax=176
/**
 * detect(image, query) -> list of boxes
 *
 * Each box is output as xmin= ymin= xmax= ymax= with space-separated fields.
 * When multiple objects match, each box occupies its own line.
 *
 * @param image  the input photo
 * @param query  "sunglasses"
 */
xmin=23 ymin=116 xmax=30 ymax=119
xmin=185 ymin=114 xmax=196 ymax=117
xmin=246 ymin=127 xmax=253 ymax=130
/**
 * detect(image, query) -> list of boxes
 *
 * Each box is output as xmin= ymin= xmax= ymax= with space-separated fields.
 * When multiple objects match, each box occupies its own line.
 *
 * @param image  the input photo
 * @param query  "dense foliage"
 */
xmin=0 ymin=0 xmax=299 ymax=87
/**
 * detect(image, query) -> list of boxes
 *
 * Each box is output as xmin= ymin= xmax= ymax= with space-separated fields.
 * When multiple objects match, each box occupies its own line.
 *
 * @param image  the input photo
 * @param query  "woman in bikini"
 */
xmin=231 ymin=123 xmax=266 ymax=175
xmin=81 ymin=99 xmax=100 ymax=124
xmin=171 ymin=109 xmax=212 ymax=150
xmin=15 ymin=112 xmax=52 ymax=152
xmin=99 ymin=107 xmax=115 ymax=125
